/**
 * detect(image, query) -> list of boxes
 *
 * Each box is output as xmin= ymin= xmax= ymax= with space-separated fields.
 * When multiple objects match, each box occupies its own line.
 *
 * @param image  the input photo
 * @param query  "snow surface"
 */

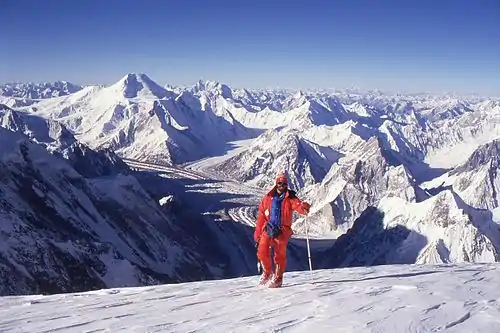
xmin=1 ymin=263 xmax=500 ymax=332
xmin=425 ymin=134 xmax=500 ymax=169
xmin=493 ymin=207 xmax=500 ymax=224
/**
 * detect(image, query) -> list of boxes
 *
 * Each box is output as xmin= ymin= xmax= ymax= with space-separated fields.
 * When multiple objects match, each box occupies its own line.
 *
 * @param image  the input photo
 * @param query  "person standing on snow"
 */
xmin=254 ymin=171 xmax=311 ymax=288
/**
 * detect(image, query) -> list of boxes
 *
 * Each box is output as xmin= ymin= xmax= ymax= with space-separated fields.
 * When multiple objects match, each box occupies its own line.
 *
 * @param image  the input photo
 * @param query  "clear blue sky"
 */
xmin=2 ymin=0 xmax=499 ymax=95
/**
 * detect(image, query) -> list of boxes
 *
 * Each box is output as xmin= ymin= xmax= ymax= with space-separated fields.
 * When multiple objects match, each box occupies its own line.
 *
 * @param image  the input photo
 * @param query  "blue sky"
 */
xmin=1 ymin=0 xmax=499 ymax=95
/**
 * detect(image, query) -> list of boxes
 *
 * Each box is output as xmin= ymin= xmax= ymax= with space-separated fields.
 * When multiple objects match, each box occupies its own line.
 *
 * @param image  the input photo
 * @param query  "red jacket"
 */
xmin=254 ymin=186 xmax=309 ymax=242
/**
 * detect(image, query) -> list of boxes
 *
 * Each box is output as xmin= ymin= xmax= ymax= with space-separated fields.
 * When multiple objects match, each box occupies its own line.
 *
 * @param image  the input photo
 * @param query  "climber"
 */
xmin=254 ymin=171 xmax=311 ymax=288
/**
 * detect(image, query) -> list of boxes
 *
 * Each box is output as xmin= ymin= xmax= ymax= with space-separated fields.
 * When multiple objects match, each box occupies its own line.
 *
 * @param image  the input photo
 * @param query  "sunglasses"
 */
xmin=277 ymin=182 xmax=287 ymax=186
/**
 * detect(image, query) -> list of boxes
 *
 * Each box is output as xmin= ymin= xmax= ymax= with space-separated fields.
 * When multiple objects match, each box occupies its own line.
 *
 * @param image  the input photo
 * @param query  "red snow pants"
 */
xmin=257 ymin=232 xmax=289 ymax=276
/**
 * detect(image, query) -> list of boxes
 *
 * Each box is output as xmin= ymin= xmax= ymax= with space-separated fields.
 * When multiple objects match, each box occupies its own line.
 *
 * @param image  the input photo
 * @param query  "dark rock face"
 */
xmin=0 ymin=127 xmax=237 ymax=296
xmin=318 ymin=206 xmax=422 ymax=268
xmin=57 ymin=143 xmax=131 ymax=178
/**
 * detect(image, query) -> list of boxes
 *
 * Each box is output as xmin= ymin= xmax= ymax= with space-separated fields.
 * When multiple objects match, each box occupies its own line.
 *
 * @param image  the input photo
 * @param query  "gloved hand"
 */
xmin=301 ymin=202 xmax=311 ymax=214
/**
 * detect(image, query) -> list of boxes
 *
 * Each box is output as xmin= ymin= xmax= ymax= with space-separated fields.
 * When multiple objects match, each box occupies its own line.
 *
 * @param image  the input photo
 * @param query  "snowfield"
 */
xmin=1 ymin=263 xmax=500 ymax=332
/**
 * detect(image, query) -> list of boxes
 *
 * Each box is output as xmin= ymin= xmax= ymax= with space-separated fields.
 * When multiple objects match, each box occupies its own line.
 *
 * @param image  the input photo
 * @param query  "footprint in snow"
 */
xmin=422 ymin=303 xmax=444 ymax=314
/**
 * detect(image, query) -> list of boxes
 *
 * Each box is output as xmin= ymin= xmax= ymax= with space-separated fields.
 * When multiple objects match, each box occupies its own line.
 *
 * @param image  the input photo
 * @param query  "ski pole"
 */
xmin=304 ymin=216 xmax=313 ymax=276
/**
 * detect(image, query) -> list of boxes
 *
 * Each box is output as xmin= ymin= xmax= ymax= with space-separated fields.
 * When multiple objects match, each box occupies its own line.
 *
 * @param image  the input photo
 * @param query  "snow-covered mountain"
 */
xmin=421 ymin=139 xmax=500 ymax=210
xmin=12 ymin=74 xmax=499 ymax=169
xmin=1 ymin=103 xmax=76 ymax=150
xmin=295 ymin=136 xmax=428 ymax=237
xmin=18 ymin=74 xmax=254 ymax=165
xmin=2 ymin=263 xmax=500 ymax=332
xmin=0 ymin=81 xmax=83 ymax=109
xmin=207 ymin=126 xmax=342 ymax=189
xmin=3 ymin=73 xmax=500 ymax=297
xmin=319 ymin=191 xmax=500 ymax=268
xmin=0 ymin=81 xmax=82 ymax=99
xmin=450 ymin=140 xmax=500 ymax=209
xmin=0 ymin=105 xmax=130 ymax=177
xmin=422 ymin=102 xmax=500 ymax=169
xmin=0 ymin=126 xmax=184 ymax=295
xmin=189 ymin=82 xmax=497 ymax=184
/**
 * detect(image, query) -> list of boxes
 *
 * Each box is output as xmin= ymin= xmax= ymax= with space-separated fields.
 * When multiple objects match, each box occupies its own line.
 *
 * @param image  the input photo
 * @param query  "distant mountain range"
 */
xmin=1 ymin=73 xmax=499 ymax=295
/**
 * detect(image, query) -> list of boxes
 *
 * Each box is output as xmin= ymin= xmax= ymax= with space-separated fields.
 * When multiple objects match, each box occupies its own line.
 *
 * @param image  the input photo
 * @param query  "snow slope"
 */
xmin=447 ymin=139 xmax=500 ymax=210
xmin=1 ymin=263 xmax=499 ymax=332
xmin=423 ymin=100 xmax=500 ymax=168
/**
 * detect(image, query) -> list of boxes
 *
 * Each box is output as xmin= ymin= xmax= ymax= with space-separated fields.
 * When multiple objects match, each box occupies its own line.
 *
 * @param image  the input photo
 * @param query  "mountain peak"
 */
xmin=293 ymin=90 xmax=307 ymax=99
xmin=193 ymin=79 xmax=233 ymax=99
xmin=120 ymin=72 xmax=153 ymax=83
xmin=112 ymin=73 xmax=170 ymax=99
xmin=256 ymin=126 xmax=303 ymax=150
xmin=285 ymin=90 xmax=309 ymax=108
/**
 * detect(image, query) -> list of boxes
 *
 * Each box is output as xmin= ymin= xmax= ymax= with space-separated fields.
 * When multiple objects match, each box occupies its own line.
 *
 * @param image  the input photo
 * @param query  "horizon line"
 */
xmin=2 ymin=72 xmax=498 ymax=99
